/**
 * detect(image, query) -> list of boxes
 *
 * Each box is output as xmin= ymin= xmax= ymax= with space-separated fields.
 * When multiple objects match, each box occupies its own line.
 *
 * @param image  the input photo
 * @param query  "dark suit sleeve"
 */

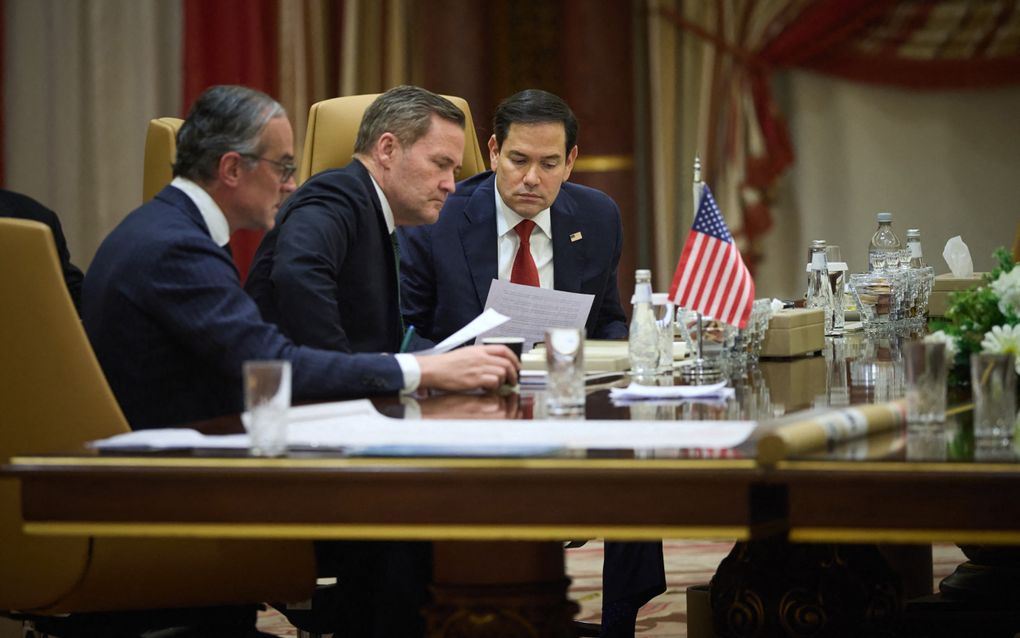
xmin=48 ymin=213 xmax=85 ymax=314
xmin=397 ymin=224 xmax=438 ymax=341
xmin=266 ymin=196 xmax=357 ymax=352
xmin=590 ymin=203 xmax=628 ymax=339
xmin=147 ymin=235 xmax=404 ymax=401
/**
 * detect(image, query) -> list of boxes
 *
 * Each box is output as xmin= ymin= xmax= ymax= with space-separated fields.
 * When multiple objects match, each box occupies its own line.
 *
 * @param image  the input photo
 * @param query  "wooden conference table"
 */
xmin=6 ymin=334 xmax=1020 ymax=637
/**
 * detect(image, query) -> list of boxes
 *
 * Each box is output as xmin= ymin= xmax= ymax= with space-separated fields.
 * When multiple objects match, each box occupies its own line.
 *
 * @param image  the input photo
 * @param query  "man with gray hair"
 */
xmin=245 ymin=85 xmax=470 ymax=356
xmin=84 ymin=84 xmax=518 ymax=432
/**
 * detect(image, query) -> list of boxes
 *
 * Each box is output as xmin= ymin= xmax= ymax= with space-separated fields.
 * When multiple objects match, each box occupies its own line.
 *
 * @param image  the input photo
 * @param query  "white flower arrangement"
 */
xmin=937 ymin=249 xmax=1018 ymax=379
xmin=981 ymin=324 xmax=1020 ymax=376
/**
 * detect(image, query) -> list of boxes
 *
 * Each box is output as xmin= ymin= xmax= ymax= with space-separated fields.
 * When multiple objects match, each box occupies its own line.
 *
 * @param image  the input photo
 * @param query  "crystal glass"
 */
xmin=849 ymin=272 xmax=899 ymax=335
xmin=904 ymin=341 xmax=948 ymax=425
xmin=545 ymin=327 xmax=586 ymax=416
xmin=651 ymin=294 xmax=675 ymax=375
xmin=970 ymin=353 xmax=1017 ymax=443
xmin=243 ymin=360 xmax=292 ymax=457
xmin=824 ymin=245 xmax=847 ymax=335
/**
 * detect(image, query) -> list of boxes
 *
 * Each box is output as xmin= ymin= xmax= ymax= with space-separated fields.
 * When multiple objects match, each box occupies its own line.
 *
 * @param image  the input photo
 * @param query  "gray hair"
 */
xmin=173 ymin=85 xmax=286 ymax=182
xmin=353 ymin=85 xmax=465 ymax=155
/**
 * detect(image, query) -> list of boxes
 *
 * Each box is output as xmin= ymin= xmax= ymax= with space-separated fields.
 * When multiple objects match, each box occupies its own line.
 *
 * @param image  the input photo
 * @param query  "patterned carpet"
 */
xmin=257 ymin=541 xmax=967 ymax=636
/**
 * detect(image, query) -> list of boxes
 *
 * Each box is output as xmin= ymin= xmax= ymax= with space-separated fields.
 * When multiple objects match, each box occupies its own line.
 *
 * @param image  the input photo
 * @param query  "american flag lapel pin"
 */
xmin=570 ymin=231 xmax=583 ymax=242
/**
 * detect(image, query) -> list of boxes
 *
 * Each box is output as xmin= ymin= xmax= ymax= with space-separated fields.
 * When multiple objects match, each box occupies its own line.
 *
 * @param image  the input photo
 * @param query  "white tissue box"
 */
xmin=929 ymin=273 xmax=985 ymax=318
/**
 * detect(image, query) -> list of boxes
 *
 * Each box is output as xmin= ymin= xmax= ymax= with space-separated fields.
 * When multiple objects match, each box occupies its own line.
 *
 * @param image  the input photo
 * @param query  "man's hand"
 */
xmin=415 ymin=345 xmax=520 ymax=391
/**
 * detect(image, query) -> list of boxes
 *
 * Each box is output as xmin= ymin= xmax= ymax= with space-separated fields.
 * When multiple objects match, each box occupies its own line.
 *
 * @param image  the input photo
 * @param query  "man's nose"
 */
xmin=523 ymin=164 xmax=540 ymax=186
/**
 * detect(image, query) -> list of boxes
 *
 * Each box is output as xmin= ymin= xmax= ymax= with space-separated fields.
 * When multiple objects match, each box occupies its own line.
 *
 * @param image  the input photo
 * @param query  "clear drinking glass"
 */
xmin=243 ymin=360 xmax=292 ymax=457
xmin=825 ymin=245 xmax=847 ymax=335
xmin=970 ymin=353 xmax=1017 ymax=443
xmin=545 ymin=327 xmax=586 ymax=416
xmin=904 ymin=341 xmax=948 ymax=425
xmin=651 ymin=293 xmax=675 ymax=375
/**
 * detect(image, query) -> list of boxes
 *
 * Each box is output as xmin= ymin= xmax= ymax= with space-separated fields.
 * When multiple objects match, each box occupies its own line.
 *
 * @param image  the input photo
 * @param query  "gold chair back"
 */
xmin=142 ymin=117 xmax=183 ymax=202
xmin=0 ymin=218 xmax=314 ymax=613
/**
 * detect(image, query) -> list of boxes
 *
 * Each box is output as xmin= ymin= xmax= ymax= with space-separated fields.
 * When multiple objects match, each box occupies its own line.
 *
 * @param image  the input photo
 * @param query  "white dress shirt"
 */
xmin=495 ymin=187 xmax=554 ymax=289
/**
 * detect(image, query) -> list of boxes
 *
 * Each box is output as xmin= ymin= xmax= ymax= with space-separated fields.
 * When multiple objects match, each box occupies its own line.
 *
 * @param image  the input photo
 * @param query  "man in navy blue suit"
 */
xmin=245 ymin=85 xmax=469 ymax=356
xmin=399 ymin=89 xmax=664 ymax=638
xmin=83 ymin=86 xmax=518 ymax=433
xmin=398 ymin=90 xmax=628 ymax=343
xmin=83 ymin=85 xmax=517 ymax=638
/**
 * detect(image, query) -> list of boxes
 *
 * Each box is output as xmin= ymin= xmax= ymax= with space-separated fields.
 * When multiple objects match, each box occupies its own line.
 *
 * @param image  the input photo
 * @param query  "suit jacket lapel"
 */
xmin=551 ymin=188 xmax=584 ymax=293
xmin=458 ymin=176 xmax=499 ymax=307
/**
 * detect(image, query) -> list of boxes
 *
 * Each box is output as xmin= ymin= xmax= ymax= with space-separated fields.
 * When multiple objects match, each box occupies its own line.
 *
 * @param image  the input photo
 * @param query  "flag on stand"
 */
xmin=668 ymin=185 xmax=755 ymax=329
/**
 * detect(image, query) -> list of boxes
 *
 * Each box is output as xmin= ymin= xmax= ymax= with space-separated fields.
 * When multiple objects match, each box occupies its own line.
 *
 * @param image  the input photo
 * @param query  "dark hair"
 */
xmin=173 ymin=85 xmax=286 ymax=182
xmin=354 ymin=85 xmax=465 ymax=154
xmin=492 ymin=89 xmax=578 ymax=155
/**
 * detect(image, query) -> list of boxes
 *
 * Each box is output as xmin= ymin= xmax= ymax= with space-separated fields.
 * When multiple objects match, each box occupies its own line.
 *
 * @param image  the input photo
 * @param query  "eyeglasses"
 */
xmin=241 ymin=154 xmax=297 ymax=183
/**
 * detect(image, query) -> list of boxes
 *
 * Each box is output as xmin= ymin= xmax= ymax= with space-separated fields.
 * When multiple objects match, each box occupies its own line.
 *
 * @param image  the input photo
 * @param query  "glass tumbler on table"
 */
xmin=545 ymin=327 xmax=586 ymax=416
xmin=824 ymin=245 xmax=847 ymax=335
xmin=243 ymin=360 xmax=291 ymax=457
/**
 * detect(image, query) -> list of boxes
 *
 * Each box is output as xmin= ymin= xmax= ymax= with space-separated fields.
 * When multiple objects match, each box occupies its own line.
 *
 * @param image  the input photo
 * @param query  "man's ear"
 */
xmin=487 ymin=134 xmax=500 ymax=171
xmin=562 ymin=145 xmax=579 ymax=181
xmin=218 ymin=151 xmax=244 ymax=187
xmin=375 ymin=132 xmax=399 ymax=168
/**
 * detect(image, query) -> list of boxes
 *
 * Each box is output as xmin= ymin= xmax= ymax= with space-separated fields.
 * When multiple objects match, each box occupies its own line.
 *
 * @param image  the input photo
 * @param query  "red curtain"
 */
xmin=761 ymin=0 xmax=1020 ymax=89
xmin=182 ymin=0 xmax=279 ymax=282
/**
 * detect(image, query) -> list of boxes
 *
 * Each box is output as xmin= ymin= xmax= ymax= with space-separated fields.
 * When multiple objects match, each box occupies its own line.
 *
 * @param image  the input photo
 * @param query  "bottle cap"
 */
xmin=876 ymin=212 xmax=893 ymax=223
xmin=810 ymin=239 xmax=826 ymax=249
xmin=906 ymin=228 xmax=920 ymax=238
xmin=635 ymin=269 xmax=652 ymax=281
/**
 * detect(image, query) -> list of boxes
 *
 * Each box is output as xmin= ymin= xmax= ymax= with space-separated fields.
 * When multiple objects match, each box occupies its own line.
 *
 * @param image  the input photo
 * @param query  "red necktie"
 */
xmin=510 ymin=219 xmax=540 ymax=287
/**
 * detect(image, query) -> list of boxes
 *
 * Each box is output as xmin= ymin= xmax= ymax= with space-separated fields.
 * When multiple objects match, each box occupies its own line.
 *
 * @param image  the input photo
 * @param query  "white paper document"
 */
xmin=608 ymin=381 xmax=733 ymax=401
xmin=422 ymin=308 xmax=511 ymax=354
xmin=93 ymin=398 xmax=756 ymax=453
xmin=481 ymin=279 xmax=594 ymax=351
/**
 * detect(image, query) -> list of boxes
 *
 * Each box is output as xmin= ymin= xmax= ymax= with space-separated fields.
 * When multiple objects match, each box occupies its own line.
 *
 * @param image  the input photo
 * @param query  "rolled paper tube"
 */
xmin=756 ymin=400 xmax=906 ymax=465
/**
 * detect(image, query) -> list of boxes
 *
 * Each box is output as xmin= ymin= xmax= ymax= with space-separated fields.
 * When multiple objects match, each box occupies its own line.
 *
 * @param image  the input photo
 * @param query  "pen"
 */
xmin=399 ymin=325 xmax=415 ymax=353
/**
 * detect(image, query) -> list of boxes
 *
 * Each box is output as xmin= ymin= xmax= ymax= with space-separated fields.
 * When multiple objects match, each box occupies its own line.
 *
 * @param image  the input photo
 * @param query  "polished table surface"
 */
xmin=6 ymin=334 xmax=1020 ymax=547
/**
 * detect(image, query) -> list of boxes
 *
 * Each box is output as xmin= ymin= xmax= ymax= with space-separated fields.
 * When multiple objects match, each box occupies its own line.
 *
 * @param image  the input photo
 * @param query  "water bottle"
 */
xmin=806 ymin=240 xmax=833 ymax=335
xmin=906 ymin=228 xmax=924 ymax=268
xmin=905 ymin=228 xmax=933 ymax=329
xmin=867 ymin=212 xmax=902 ymax=271
xmin=629 ymin=269 xmax=659 ymax=376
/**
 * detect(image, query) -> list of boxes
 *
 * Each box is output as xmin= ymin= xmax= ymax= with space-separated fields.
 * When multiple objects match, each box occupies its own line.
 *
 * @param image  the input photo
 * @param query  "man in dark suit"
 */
xmin=83 ymin=85 xmax=517 ymax=638
xmin=246 ymin=85 xmax=468 ymax=355
xmin=397 ymin=90 xmax=627 ymax=344
xmin=398 ymin=89 xmax=663 ymax=638
xmin=84 ymin=86 xmax=517 ymax=434
xmin=0 ymin=189 xmax=84 ymax=313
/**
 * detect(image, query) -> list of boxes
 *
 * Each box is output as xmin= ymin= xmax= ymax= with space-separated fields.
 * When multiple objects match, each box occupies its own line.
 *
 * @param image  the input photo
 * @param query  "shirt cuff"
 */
xmin=394 ymin=353 xmax=421 ymax=394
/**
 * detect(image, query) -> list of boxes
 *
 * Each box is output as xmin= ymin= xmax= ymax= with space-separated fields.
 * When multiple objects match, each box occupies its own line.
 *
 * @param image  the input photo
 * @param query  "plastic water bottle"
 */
xmin=867 ymin=212 xmax=902 ymax=271
xmin=806 ymin=240 xmax=833 ymax=335
xmin=906 ymin=228 xmax=925 ymax=268
xmin=629 ymin=269 xmax=659 ymax=376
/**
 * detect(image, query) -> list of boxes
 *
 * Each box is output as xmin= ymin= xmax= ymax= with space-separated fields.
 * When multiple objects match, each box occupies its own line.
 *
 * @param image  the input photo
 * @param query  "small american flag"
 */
xmin=668 ymin=185 xmax=755 ymax=329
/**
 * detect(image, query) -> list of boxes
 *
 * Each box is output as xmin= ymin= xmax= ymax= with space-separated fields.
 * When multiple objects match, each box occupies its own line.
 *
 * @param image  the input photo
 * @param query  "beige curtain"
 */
xmin=277 ymin=0 xmax=409 ymax=176
xmin=4 ymin=0 xmax=181 ymax=267
xmin=645 ymin=0 xmax=684 ymax=292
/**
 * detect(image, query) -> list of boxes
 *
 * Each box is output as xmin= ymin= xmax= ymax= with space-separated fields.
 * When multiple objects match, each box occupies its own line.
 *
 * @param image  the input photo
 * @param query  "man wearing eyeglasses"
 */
xmin=245 ymin=85 xmax=465 ymax=357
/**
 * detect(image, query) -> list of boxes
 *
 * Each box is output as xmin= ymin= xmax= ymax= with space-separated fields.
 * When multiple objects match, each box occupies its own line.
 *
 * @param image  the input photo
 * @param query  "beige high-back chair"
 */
xmin=142 ymin=116 xmax=184 ymax=202
xmin=0 ymin=218 xmax=315 ymax=617
xmin=299 ymin=93 xmax=487 ymax=183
